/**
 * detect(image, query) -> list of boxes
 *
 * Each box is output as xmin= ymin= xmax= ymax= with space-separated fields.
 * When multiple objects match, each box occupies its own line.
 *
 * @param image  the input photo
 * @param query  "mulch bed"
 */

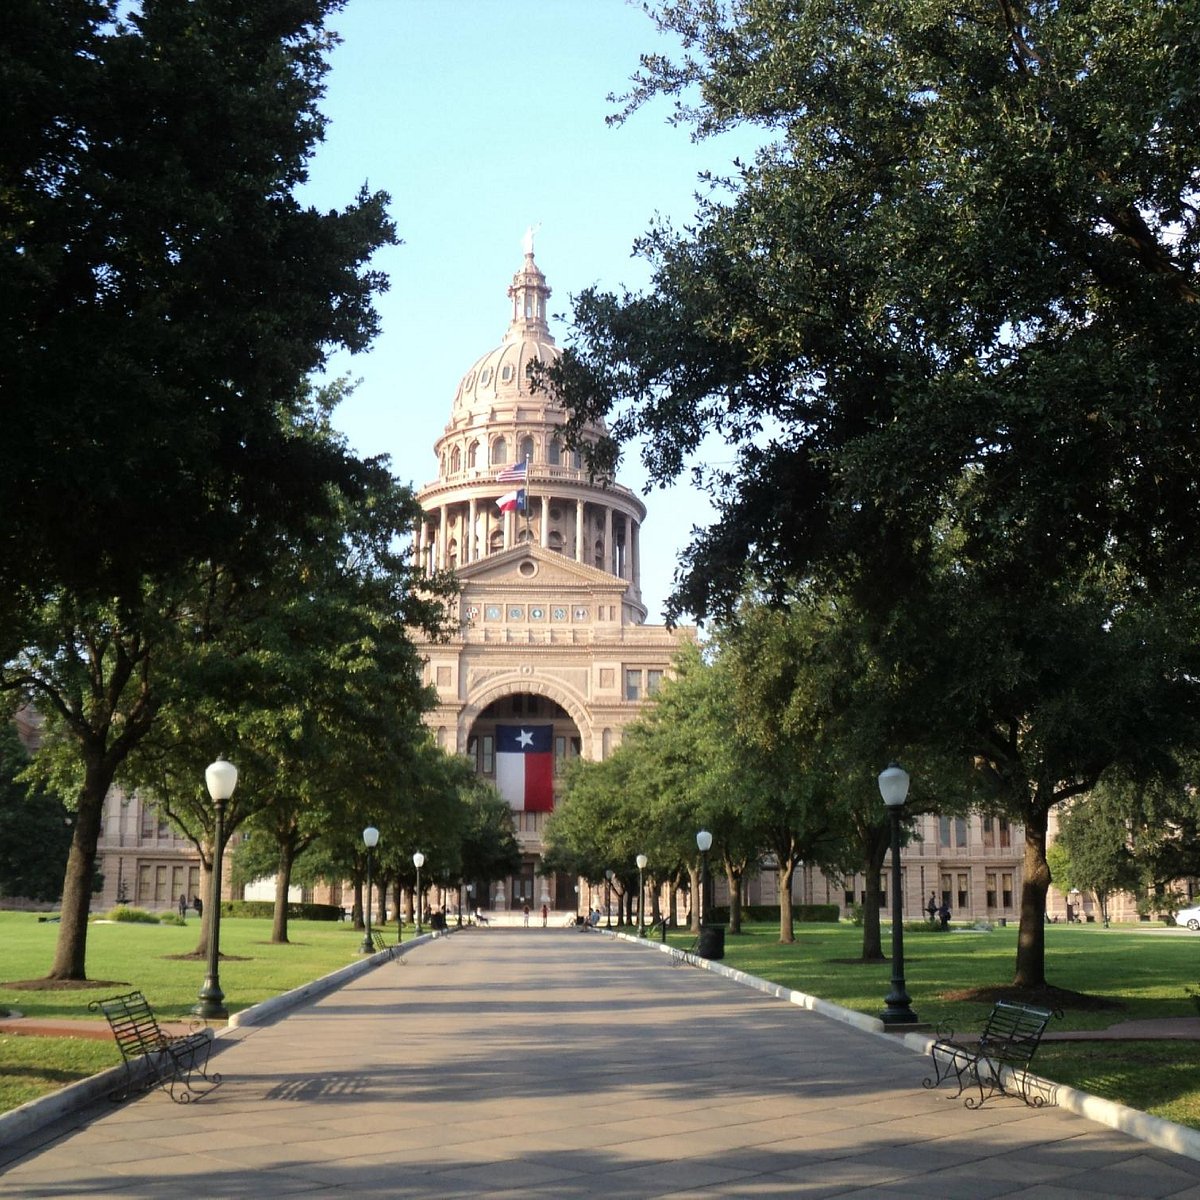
xmin=941 ymin=984 xmax=1125 ymax=1012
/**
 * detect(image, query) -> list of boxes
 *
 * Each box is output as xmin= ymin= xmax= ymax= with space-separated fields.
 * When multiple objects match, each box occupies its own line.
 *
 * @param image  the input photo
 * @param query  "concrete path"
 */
xmin=3 ymin=931 xmax=1200 ymax=1198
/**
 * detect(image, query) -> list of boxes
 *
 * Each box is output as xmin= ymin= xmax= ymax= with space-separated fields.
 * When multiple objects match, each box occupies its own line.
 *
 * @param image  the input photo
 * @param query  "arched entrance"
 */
xmin=465 ymin=692 xmax=581 ymax=911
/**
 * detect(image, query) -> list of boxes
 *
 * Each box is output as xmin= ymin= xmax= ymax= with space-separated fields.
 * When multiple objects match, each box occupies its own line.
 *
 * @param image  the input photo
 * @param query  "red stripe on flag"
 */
xmin=523 ymin=753 xmax=555 ymax=812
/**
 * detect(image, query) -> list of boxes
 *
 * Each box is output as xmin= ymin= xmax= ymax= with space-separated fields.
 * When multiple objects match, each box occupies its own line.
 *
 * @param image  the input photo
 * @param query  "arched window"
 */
xmin=491 ymin=437 xmax=508 ymax=466
xmin=594 ymin=538 xmax=604 ymax=569
xmin=520 ymin=435 xmax=535 ymax=465
xmin=548 ymin=531 xmax=564 ymax=553
xmin=447 ymin=539 xmax=458 ymax=569
xmin=450 ymin=446 xmax=461 ymax=474
xmin=572 ymin=449 xmax=583 ymax=469
xmin=467 ymin=441 xmax=479 ymax=468
xmin=489 ymin=529 xmax=505 ymax=554
xmin=547 ymin=438 xmax=561 ymax=465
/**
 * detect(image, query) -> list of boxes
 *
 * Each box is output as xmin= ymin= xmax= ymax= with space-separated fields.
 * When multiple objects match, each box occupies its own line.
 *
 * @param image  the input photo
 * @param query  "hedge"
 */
xmin=217 ymin=900 xmax=344 ymax=922
xmin=709 ymin=904 xmax=840 ymax=924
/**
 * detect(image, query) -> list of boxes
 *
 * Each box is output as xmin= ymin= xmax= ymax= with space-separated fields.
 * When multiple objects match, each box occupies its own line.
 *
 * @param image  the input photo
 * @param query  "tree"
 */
xmin=1048 ymin=794 xmax=1142 ymax=926
xmin=0 ymin=724 xmax=72 ymax=902
xmin=1 ymin=0 xmax=401 ymax=980
xmin=0 ymin=0 xmax=396 ymax=626
xmin=548 ymin=0 xmax=1200 ymax=989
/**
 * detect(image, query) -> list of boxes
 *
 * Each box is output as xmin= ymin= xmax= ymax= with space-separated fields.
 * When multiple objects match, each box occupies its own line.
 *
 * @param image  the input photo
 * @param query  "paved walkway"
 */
xmin=3 ymin=931 xmax=1200 ymax=1198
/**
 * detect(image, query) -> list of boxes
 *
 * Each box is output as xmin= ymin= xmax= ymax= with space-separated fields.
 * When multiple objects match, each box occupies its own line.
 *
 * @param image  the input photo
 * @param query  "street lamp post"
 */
xmin=360 ymin=826 xmax=379 ymax=954
xmin=636 ymin=854 xmax=648 ymax=936
xmin=194 ymin=758 xmax=237 ymax=1020
xmin=604 ymin=869 xmax=613 ymax=929
xmin=466 ymin=882 xmax=475 ymax=924
xmin=696 ymin=830 xmax=712 ymax=929
xmin=413 ymin=852 xmax=425 ymax=934
xmin=879 ymin=762 xmax=918 ymax=1025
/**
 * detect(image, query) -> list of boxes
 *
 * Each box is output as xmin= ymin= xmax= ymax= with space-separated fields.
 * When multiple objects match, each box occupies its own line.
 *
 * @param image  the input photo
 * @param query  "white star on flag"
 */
xmin=516 ymin=729 xmax=535 ymax=748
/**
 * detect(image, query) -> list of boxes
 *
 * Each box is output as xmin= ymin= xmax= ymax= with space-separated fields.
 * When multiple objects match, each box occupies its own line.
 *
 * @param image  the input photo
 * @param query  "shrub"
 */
xmin=217 ymin=900 xmax=343 ymax=922
xmin=104 ymin=906 xmax=160 ymax=924
xmin=158 ymin=912 xmax=187 ymax=927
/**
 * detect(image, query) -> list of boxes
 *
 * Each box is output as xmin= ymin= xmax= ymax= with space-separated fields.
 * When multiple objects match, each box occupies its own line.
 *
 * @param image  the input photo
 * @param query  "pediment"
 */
xmin=454 ymin=544 xmax=627 ymax=596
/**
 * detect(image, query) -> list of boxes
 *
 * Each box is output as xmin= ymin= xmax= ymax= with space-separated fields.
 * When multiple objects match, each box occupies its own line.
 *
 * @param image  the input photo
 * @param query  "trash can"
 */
xmin=697 ymin=925 xmax=725 ymax=960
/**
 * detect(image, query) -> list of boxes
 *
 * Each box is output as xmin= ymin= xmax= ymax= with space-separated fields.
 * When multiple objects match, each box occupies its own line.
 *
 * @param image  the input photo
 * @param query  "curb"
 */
xmin=0 ymin=930 xmax=447 ymax=1152
xmin=613 ymin=930 xmax=1200 ymax=1164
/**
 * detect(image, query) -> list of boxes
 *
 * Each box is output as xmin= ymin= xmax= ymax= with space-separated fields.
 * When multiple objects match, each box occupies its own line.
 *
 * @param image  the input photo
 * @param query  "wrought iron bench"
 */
xmin=370 ymin=928 xmax=404 ymax=960
xmin=89 ymin=990 xmax=218 ymax=1104
xmin=924 ymin=999 xmax=1061 ymax=1108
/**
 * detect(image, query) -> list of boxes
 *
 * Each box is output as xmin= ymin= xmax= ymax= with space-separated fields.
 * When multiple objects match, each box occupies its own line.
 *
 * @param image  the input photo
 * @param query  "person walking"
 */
xmin=926 ymin=892 xmax=938 ymax=924
xmin=541 ymin=903 xmax=548 ymax=927
xmin=178 ymin=893 xmax=188 ymax=919
xmin=522 ymin=904 xmax=530 ymax=927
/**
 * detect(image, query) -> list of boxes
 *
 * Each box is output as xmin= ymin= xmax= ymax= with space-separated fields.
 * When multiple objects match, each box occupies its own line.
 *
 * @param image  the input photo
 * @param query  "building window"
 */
xmin=982 ymin=816 xmax=995 ymax=848
xmin=1002 ymin=872 xmax=1014 ymax=907
xmin=155 ymin=866 xmax=168 ymax=903
xmin=520 ymin=435 xmax=534 ymax=464
xmin=468 ymin=441 xmax=478 ymax=468
xmin=954 ymin=818 xmax=967 ymax=848
xmin=138 ymin=864 xmax=152 ymax=902
xmin=548 ymin=438 xmax=561 ymax=465
xmin=941 ymin=873 xmax=952 ymax=906
xmin=469 ymin=735 xmax=495 ymax=776
xmin=141 ymin=806 xmax=155 ymax=839
xmin=491 ymin=436 xmax=507 ymax=466
xmin=646 ymin=669 xmax=664 ymax=696
xmin=986 ymin=873 xmax=997 ymax=908
xmin=450 ymin=446 xmax=461 ymax=473
xmin=625 ymin=670 xmax=641 ymax=700
xmin=938 ymin=816 xmax=951 ymax=848
xmin=172 ymin=866 xmax=184 ymax=899
xmin=999 ymin=818 xmax=1011 ymax=848
xmin=957 ymin=873 xmax=968 ymax=909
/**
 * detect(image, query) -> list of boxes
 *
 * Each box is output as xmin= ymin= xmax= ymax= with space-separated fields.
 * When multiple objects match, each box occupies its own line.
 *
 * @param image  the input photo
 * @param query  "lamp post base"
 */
xmin=881 ymin=990 xmax=919 ymax=1025
xmin=192 ymin=979 xmax=227 ymax=1022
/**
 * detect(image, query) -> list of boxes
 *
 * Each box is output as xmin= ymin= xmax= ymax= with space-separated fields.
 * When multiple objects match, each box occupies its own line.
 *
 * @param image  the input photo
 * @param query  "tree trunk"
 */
xmin=1014 ymin=801 xmax=1052 ymax=988
xmin=668 ymin=872 xmax=680 ymax=927
xmin=270 ymin=841 xmax=296 ymax=944
xmin=47 ymin=759 xmax=112 ymax=980
xmin=777 ymin=858 xmax=796 ymax=944
xmin=727 ymin=865 xmax=743 ymax=934
xmin=860 ymin=824 xmax=890 ymax=962
xmin=688 ymin=864 xmax=700 ymax=933
xmin=352 ymin=873 xmax=364 ymax=931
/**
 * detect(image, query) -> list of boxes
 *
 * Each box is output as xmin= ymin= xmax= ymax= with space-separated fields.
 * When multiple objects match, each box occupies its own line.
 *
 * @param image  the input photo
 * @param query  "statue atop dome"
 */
xmin=522 ymin=223 xmax=541 ymax=257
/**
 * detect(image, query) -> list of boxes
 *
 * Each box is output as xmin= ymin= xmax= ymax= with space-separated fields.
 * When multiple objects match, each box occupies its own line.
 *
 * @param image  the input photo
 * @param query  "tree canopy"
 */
xmin=0 ymin=0 xmax=396 ymax=627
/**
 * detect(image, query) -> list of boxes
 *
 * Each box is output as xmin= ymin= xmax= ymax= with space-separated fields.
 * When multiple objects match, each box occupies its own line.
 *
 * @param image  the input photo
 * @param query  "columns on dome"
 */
xmin=604 ymin=507 xmax=613 ymax=575
xmin=438 ymin=506 xmax=449 ymax=570
xmin=540 ymin=495 xmax=549 ymax=548
xmin=575 ymin=498 xmax=585 ymax=563
xmin=467 ymin=497 xmax=478 ymax=564
xmin=631 ymin=518 xmax=641 ymax=590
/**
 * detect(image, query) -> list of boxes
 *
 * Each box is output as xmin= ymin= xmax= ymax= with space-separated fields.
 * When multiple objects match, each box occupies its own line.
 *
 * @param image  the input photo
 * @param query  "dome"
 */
xmin=450 ymin=250 xmax=559 ymax=420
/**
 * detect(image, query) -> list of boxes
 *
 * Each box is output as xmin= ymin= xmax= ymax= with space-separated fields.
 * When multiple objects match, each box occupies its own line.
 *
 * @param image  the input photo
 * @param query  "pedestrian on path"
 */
xmin=178 ymin=893 xmax=187 ymax=919
xmin=926 ymin=892 xmax=938 ymax=924
xmin=523 ymin=904 xmax=529 ymax=926
xmin=541 ymin=903 xmax=548 ymax=926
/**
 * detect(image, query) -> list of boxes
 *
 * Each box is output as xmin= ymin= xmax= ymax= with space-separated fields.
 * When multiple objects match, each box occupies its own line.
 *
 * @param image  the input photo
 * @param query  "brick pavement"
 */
xmin=3 ymin=930 xmax=1200 ymax=1198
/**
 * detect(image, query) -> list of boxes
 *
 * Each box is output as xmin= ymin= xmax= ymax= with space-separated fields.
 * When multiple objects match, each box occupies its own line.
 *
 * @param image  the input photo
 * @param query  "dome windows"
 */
xmin=491 ymin=437 xmax=508 ymax=465
xmin=501 ymin=364 xmax=515 ymax=383
xmin=547 ymin=438 xmax=561 ymax=466
xmin=479 ymin=366 xmax=493 ymax=387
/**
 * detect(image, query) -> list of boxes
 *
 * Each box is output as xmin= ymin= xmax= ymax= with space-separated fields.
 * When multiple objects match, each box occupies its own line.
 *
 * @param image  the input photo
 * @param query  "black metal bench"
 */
xmin=370 ymin=928 xmax=404 ymax=961
xmin=924 ymin=999 xmax=1061 ymax=1108
xmin=89 ymin=990 xmax=219 ymax=1104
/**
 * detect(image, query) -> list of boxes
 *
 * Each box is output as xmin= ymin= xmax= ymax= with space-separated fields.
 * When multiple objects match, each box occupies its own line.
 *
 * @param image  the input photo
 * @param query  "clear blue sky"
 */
xmin=302 ymin=0 xmax=755 ymax=624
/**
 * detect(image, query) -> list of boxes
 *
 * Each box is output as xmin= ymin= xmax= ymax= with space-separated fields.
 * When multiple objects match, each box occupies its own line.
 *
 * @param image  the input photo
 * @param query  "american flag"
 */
xmin=496 ymin=460 xmax=528 ymax=482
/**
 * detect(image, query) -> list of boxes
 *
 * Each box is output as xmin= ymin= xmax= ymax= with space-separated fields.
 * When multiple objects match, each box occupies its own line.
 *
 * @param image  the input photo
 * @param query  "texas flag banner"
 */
xmin=496 ymin=488 xmax=525 ymax=513
xmin=495 ymin=725 xmax=555 ymax=812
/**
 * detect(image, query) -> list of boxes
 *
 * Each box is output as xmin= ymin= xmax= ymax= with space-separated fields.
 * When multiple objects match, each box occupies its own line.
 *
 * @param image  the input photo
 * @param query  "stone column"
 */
xmin=631 ymin=518 xmax=641 ymax=589
xmin=604 ymin=506 xmax=613 ymax=574
xmin=540 ymin=494 xmax=550 ymax=548
xmin=575 ymin=498 xmax=586 ymax=563
xmin=438 ymin=505 xmax=449 ymax=570
xmin=467 ymin=497 xmax=478 ymax=564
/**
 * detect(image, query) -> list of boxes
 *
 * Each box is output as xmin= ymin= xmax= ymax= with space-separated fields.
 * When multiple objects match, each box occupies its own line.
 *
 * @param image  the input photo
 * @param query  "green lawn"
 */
xmin=0 ymin=910 xmax=379 ymax=1112
xmin=663 ymin=919 xmax=1200 ymax=1129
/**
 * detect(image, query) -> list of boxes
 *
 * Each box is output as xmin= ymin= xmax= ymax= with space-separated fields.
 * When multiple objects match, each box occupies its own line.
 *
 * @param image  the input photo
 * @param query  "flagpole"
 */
xmin=522 ymin=455 xmax=531 ymax=539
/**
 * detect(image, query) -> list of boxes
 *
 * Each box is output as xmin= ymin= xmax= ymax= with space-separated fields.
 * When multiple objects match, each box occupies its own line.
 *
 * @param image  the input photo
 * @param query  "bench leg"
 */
xmin=157 ymin=1035 xmax=221 ymax=1104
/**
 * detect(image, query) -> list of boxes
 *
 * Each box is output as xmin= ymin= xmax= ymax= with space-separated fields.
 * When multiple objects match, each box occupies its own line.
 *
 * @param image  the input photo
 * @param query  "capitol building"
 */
xmin=410 ymin=240 xmax=690 ymax=912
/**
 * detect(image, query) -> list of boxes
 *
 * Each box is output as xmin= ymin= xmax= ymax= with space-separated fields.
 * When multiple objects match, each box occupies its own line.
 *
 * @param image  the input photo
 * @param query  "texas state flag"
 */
xmin=495 ymin=725 xmax=555 ymax=812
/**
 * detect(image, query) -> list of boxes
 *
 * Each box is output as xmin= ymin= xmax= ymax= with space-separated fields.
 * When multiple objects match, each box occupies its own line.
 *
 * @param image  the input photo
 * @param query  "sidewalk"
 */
xmin=3 ymin=931 xmax=1200 ymax=1198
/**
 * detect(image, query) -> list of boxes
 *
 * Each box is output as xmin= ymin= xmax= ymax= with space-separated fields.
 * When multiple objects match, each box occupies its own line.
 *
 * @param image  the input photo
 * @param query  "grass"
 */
xmin=662 ymin=919 xmax=1200 ymax=1129
xmin=3 ymin=913 xmax=1199 ymax=1128
xmin=0 ymin=910 xmax=380 ymax=1112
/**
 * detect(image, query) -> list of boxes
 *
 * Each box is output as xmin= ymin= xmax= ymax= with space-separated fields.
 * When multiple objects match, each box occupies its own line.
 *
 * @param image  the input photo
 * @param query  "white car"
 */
xmin=1174 ymin=905 xmax=1200 ymax=931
